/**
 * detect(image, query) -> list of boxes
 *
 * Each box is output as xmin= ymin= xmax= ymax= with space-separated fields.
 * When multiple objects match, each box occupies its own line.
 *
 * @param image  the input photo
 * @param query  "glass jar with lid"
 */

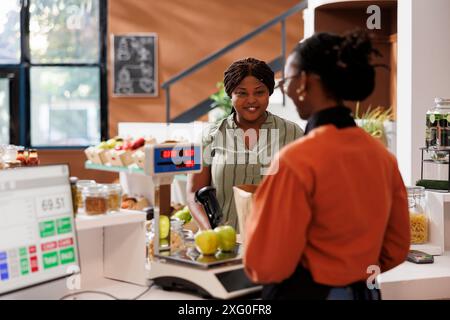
xmin=102 ymin=183 xmax=122 ymax=213
xmin=146 ymin=219 xmax=155 ymax=262
xmin=76 ymin=180 xmax=96 ymax=212
xmin=3 ymin=145 xmax=18 ymax=162
xmin=407 ymin=186 xmax=428 ymax=244
xmin=426 ymin=98 xmax=450 ymax=161
xmin=82 ymin=185 xmax=108 ymax=215
xmin=69 ymin=177 xmax=79 ymax=216
xmin=146 ymin=218 xmax=171 ymax=261
xmin=170 ymin=218 xmax=186 ymax=255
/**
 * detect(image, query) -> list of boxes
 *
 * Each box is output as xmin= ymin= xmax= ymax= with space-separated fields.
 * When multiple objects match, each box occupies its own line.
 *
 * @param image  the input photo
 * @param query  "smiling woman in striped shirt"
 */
xmin=187 ymin=57 xmax=303 ymax=231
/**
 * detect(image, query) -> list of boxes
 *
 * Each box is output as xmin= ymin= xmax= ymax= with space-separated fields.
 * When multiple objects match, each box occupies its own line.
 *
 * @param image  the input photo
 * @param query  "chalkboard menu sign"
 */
xmin=112 ymin=33 xmax=158 ymax=97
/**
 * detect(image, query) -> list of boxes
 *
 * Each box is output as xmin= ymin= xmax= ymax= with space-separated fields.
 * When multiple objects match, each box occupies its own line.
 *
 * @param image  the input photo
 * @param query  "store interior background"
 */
xmin=26 ymin=0 xmax=450 ymax=188
xmin=39 ymin=0 xmax=303 ymax=181
xmin=38 ymin=0 xmax=398 ymax=181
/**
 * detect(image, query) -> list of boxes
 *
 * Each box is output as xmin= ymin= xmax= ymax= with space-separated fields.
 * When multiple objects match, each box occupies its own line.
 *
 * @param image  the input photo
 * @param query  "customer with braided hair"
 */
xmin=187 ymin=57 xmax=303 ymax=231
xmin=244 ymin=31 xmax=410 ymax=300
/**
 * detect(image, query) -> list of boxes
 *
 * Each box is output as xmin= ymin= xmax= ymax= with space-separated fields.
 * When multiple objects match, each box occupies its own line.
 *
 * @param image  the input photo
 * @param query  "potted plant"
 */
xmin=354 ymin=102 xmax=394 ymax=147
xmin=209 ymin=82 xmax=233 ymax=122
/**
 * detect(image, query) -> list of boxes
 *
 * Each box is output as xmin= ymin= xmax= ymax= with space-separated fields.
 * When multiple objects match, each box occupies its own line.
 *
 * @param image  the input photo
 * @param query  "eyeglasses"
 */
xmin=275 ymin=75 xmax=298 ymax=93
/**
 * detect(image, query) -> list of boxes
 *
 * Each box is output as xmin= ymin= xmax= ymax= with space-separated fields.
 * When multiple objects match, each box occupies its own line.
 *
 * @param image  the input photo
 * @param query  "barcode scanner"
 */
xmin=195 ymin=186 xmax=223 ymax=229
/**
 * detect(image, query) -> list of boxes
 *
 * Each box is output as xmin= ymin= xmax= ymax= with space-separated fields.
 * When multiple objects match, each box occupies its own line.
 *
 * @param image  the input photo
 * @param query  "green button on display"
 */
xmin=39 ymin=221 xmax=56 ymax=238
xmin=59 ymin=247 xmax=76 ymax=265
xmin=43 ymin=251 xmax=59 ymax=269
xmin=19 ymin=247 xmax=27 ymax=257
xmin=57 ymin=218 xmax=72 ymax=235
xmin=20 ymin=258 xmax=29 ymax=275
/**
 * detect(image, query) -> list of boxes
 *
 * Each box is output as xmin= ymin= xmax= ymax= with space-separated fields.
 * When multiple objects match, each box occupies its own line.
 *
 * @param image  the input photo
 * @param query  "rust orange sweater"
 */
xmin=244 ymin=125 xmax=410 ymax=286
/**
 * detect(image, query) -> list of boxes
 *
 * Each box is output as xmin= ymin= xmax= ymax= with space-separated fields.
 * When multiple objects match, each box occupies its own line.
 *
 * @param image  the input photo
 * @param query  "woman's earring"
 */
xmin=298 ymin=95 xmax=305 ymax=101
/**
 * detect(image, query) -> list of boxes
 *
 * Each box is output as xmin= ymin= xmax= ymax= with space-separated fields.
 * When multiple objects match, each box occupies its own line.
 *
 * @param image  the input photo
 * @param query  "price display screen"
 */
xmin=154 ymin=145 xmax=201 ymax=174
xmin=0 ymin=165 xmax=79 ymax=295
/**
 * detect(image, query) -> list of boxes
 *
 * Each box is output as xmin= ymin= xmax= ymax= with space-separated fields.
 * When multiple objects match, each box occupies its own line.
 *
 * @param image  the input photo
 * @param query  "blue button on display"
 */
xmin=1 ymin=271 xmax=9 ymax=281
xmin=0 ymin=252 xmax=7 ymax=261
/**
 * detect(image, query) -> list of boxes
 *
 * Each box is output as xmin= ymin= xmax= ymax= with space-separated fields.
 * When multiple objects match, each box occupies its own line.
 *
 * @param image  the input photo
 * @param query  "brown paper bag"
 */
xmin=233 ymin=184 xmax=258 ymax=244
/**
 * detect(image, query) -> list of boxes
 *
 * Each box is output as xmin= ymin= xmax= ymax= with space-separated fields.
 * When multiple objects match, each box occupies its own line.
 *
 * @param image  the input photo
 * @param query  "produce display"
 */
xmin=84 ymin=136 xmax=156 ymax=167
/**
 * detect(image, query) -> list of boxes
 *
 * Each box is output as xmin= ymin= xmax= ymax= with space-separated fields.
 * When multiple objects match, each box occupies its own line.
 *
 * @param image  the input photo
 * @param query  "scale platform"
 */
xmin=147 ymin=244 xmax=262 ymax=299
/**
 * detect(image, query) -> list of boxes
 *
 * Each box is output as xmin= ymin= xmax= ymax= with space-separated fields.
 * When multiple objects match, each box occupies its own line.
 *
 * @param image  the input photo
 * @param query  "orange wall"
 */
xmin=108 ymin=0 xmax=303 ymax=137
xmin=42 ymin=0 xmax=304 ymax=180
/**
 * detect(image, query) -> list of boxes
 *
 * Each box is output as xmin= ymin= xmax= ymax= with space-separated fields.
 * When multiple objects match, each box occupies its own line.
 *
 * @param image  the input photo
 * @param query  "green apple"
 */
xmin=214 ymin=225 xmax=236 ymax=252
xmin=194 ymin=230 xmax=218 ymax=255
xmin=106 ymin=138 xmax=117 ymax=149
xmin=159 ymin=215 xmax=170 ymax=239
xmin=97 ymin=141 xmax=108 ymax=150
xmin=173 ymin=207 xmax=192 ymax=224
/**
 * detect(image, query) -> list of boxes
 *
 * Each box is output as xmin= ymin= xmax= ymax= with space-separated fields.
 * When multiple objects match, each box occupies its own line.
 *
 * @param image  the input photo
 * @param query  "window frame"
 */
xmin=0 ymin=70 xmax=20 ymax=145
xmin=0 ymin=0 xmax=108 ymax=149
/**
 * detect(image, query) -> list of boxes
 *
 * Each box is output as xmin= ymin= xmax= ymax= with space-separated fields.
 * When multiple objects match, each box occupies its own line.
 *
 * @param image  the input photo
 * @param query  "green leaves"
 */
xmin=355 ymin=102 xmax=393 ymax=139
xmin=210 ymin=82 xmax=233 ymax=120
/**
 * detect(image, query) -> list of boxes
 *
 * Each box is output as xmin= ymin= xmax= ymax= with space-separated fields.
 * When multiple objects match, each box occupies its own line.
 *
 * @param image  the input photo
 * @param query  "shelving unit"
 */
xmin=419 ymin=147 xmax=450 ymax=192
xmin=75 ymin=210 xmax=146 ymax=231
xmin=85 ymin=161 xmax=187 ymax=182
xmin=85 ymin=161 xmax=144 ymax=174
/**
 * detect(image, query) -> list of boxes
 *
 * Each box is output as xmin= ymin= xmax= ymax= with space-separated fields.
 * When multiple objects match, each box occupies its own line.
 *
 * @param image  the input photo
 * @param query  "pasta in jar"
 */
xmin=407 ymin=186 xmax=428 ymax=244
xmin=410 ymin=212 xmax=428 ymax=244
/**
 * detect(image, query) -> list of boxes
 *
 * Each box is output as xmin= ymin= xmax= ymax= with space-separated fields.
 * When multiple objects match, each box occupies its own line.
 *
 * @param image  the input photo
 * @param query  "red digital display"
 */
xmin=161 ymin=150 xmax=175 ymax=159
xmin=160 ymin=148 xmax=195 ymax=159
xmin=184 ymin=149 xmax=195 ymax=157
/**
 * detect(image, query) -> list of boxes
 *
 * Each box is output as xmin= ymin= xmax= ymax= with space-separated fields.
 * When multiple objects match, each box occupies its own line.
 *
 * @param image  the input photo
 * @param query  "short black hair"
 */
xmin=291 ymin=30 xmax=378 ymax=101
xmin=223 ymin=57 xmax=275 ymax=97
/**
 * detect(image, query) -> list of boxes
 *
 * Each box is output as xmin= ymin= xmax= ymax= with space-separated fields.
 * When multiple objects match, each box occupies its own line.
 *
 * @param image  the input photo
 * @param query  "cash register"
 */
xmin=0 ymin=164 xmax=80 ymax=299
xmin=145 ymin=142 xmax=261 ymax=299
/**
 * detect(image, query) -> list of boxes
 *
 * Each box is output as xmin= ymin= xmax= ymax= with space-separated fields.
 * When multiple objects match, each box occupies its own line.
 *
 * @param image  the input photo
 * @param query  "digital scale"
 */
xmin=144 ymin=142 xmax=261 ymax=299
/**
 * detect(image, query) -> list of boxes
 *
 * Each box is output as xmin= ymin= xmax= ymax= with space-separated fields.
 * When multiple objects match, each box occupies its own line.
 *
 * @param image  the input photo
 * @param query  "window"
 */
xmin=0 ymin=0 xmax=107 ymax=147
xmin=0 ymin=79 xmax=10 ymax=143
xmin=0 ymin=1 xmax=21 ymax=64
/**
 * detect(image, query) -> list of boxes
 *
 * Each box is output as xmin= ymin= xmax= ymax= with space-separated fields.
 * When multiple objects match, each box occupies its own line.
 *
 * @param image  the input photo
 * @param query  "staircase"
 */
xmin=161 ymin=1 xmax=308 ymax=124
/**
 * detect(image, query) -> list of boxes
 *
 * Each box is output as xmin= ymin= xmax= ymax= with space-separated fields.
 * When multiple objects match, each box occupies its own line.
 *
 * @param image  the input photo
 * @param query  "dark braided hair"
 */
xmin=291 ymin=30 xmax=379 ymax=101
xmin=223 ymin=57 xmax=275 ymax=97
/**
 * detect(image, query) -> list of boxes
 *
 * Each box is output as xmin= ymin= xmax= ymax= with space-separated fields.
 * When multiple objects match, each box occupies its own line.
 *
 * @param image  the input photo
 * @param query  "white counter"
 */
xmin=378 ymin=251 xmax=450 ymax=300
xmin=60 ymin=277 xmax=200 ymax=300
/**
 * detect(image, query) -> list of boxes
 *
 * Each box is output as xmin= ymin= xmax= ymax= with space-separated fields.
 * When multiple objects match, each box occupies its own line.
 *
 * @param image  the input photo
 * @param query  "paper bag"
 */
xmin=233 ymin=184 xmax=258 ymax=244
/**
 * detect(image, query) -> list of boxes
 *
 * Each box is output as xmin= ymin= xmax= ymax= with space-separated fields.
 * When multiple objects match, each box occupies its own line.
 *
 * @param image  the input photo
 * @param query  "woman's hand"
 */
xmin=186 ymin=167 xmax=212 ymax=230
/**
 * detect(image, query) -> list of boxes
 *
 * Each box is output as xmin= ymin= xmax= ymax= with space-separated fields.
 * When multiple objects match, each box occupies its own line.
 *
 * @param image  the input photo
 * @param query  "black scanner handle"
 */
xmin=195 ymin=186 xmax=223 ymax=229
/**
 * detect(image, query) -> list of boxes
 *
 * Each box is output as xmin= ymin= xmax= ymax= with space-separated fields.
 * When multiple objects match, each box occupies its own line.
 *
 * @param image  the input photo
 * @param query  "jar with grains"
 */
xmin=83 ymin=185 xmax=108 ymax=215
xmin=76 ymin=180 xmax=96 ymax=212
xmin=103 ymin=183 xmax=122 ymax=213
xmin=407 ymin=186 xmax=428 ymax=244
